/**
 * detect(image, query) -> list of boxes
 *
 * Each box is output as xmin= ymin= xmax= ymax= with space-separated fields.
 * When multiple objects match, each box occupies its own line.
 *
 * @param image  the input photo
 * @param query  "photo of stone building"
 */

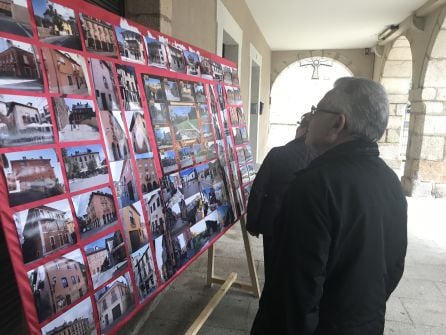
xmin=95 ymin=273 xmax=134 ymax=333
xmin=115 ymin=26 xmax=145 ymax=64
xmin=32 ymin=0 xmax=81 ymax=50
xmin=40 ymin=297 xmax=96 ymax=335
xmin=0 ymin=0 xmax=33 ymax=38
xmin=90 ymin=58 xmax=119 ymax=111
xmin=110 ymin=159 xmax=139 ymax=208
xmin=121 ymin=201 xmax=148 ymax=253
xmin=85 ymin=231 xmax=128 ymax=289
xmin=42 ymin=48 xmax=90 ymax=95
xmin=0 ymin=94 xmax=54 ymax=148
xmin=167 ymin=44 xmax=185 ymax=73
xmin=116 ymin=64 xmax=142 ymax=110
xmin=52 ymin=97 xmax=99 ymax=142
xmin=125 ymin=110 xmax=151 ymax=158
xmin=62 ymin=144 xmax=109 ymax=193
xmin=3 ymin=148 xmax=65 ymax=207
xmin=143 ymin=190 xmax=165 ymax=238
xmin=72 ymin=187 xmax=117 ymax=239
xmin=80 ymin=13 xmax=117 ymax=57
xmin=27 ymin=249 xmax=88 ymax=322
xmin=145 ymin=36 xmax=167 ymax=68
xmin=131 ymin=244 xmax=157 ymax=300
xmin=0 ymin=38 xmax=43 ymax=91
xmin=14 ymin=199 xmax=75 ymax=264
xmin=100 ymin=110 xmax=130 ymax=162
xmin=136 ymin=157 xmax=159 ymax=194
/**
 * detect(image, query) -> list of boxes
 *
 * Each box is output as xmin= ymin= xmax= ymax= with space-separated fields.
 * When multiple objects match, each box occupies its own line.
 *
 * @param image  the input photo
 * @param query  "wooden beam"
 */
xmin=185 ymin=272 xmax=238 ymax=335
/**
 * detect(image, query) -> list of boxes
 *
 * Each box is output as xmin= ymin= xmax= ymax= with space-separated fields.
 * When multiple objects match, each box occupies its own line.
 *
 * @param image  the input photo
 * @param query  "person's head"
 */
xmin=295 ymin=112 xmax=311 ymax=139
xmin=305 ymin=77 xmax=389 ymax=154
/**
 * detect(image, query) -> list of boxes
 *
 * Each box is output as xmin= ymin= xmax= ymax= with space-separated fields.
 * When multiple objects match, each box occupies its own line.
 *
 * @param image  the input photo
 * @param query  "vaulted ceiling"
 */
xmin=244 ymin=0 xmax=431 ymax=50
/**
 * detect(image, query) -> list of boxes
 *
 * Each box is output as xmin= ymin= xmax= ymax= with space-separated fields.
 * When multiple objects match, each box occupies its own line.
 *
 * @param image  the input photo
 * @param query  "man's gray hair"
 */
xmin=323 ymin=77 xmax=389 ymax=142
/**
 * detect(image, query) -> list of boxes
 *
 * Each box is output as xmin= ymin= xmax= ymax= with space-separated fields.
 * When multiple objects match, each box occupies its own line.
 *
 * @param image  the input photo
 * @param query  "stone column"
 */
xmin=402 ymin=87 xmax=446 ymax=197
xmin=125 ymin=0 xmax=172 ymax=35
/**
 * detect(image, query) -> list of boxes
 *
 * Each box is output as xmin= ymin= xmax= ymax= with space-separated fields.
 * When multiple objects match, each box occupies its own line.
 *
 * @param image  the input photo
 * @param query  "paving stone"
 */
xmin=402 ymin=298 xmax=446 ymax=327
xmin=386 ymin=297 xmax=413 ymax=323
xmin=393 ymin=278 xmax=446 ymax=301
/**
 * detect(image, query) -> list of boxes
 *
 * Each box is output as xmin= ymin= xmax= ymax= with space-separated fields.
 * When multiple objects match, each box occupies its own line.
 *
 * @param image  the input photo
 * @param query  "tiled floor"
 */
xmin=120 ymin=198 xmax=446 ymax=335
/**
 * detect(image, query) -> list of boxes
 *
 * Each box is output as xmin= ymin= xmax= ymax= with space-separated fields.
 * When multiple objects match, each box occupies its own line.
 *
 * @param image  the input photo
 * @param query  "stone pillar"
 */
xmin=125 ymin=0 xmax=172 ymax=35
xmin=402 ymin=87 xmax=446 ymax=197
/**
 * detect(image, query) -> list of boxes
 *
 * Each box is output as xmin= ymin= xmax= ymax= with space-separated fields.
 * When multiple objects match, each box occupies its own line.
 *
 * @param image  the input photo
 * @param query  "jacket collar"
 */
xmin=308 ymin=139 xmax=379 ymax=169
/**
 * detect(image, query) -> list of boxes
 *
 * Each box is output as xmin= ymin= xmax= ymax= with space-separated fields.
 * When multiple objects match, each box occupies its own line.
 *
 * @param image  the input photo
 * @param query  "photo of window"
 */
xmin=0 ymin=0 xmax=33 ymax=38
xmin=116 ymin=64 xmax=142 ymax=111
xmin=52 ymin=97 xmax=99 ymax=142
xmin=79 ymin=13 xmax=118 ymax=58
xmin=31 ymin=0 xmax=82 ymax=50
xmin=0 ymin=94 xmax=54 ymax=148
xmin=135 ymin=157 xmax=159 ymax=195
xmin=131 ymin=242 xmax=157 ymax=301
xmin=2 ymin=148 xmax=65 ymax=207
xmin=62 ymin=144 xmax=109 ymax=193
xmin=72 ymin=186 xmax=117 ymax=239
xmin=14 ymin=199 xmax=76 ymax=264
xmin=41 ymin=48 xmax=90 ymax=95
xmin=0 ymin=38 xmax=43 ymax=91
xmin=27 ymin=249 xmax=89 ymax=322
xmin=84 ymin=230 xmax=128 ymax=289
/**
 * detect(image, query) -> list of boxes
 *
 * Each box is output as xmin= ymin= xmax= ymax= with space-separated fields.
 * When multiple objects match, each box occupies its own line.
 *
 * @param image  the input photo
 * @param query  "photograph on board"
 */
xmin=124 ymin=110 xmax=152 ymax=159
xmin=148 ymin=101 xmax=169 ymax=125
xmin=110 ymin=159 xmax=140 ymax=209
xmin=142 ymin=75 xmax=166 ymax=102
xmin=166 ymin=43 xmax=185 ymax=73
xmin=41 ymin=297 xmax=96 ymax=335
xmin=2 ymin=148 xmax=65 ymax=207
xmin=162 ymin=78 xmax=181 ymax=102
xmin=28 ymin=249 xmax=89 ymax=322
xmin=79 ymin=13 xmax=118 ymax=58
xmin=90 ymin=58 xmax=120 ymax=111
xmin=193 ymin=82 xmax=206 ymax=103
xmin=72 ymin=186 xmax=117 ymax=240
xmin=199 ymin=56 xmax=213 ymax=80
xmin=99 ymin=109 xmax=130 ymax=162
xmin=145 ymin=35 xmax=167 ymax=69
xmin=154 ymin=125 xmax=173 ymax=149
xmin=0 ymin=94 xmax=54 ymax=148
xmin=183 ymin=50 xmax=200 ymax=76
xmin=159 ymin=148 xmax=177 ymax=174
xmin=94 ymin=272 xmax=135 ymax=333
xmin=31 ymin=0 xmax=82 ymax=50
xmin=135 ymin=157 xmax=159 ymax=195
xmin=0 ymin=38 xmax=43 ymax=91
xmin=168 ymin=104 xmax=199 ymax=144
xmin=178 ymin=80 xmax=195 ymax=102
xmin=14 ymin=199 xmax=76 ymax=264
xmin=120 ymin=200 xmax=148 ymax=253
xmin=143 ymin=189 xmax=164 ymax=239
xmin=62 ymin=144 xmax=109 ymax=193
xmin=115 ymin=25 xmax=145 ymax=64
xmin=41 ymin=48 xmax=90 ymax=95
xmin=116 ymin=64 xmax=142 ymax=111
xmin=52 ymin=97 xmax=99 ymax=142
xmin=130 ymin=242 xmax=157 ymax=301
xmin=0 ymin=0 xmax=33 ymax=38
xmin=84 ymin=230 xmax=128 ymax=289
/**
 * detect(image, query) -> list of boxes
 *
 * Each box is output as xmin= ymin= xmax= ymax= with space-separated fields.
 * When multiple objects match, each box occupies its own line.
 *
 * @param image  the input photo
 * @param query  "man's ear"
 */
xmin=332 ymin=114 xmax=346 ymax=135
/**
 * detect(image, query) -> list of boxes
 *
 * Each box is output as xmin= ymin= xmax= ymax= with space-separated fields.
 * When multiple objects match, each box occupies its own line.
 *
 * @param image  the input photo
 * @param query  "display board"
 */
xmin=0 ymin=1 xmax=256 ymax=334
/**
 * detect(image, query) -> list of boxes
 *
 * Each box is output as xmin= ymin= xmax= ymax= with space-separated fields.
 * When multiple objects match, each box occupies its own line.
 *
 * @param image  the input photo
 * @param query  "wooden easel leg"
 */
xmin=206 ymin=244 xmax=215 ymax=287
xmin=239 ymin=215 xmax=261 ymax=298
xmin=185 ymin=272 xmax=238 ymax=335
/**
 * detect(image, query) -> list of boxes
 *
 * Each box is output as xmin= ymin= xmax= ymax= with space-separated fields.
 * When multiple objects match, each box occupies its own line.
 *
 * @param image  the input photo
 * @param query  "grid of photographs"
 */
xmin=0 ymin=2 xmax=247 ymax=334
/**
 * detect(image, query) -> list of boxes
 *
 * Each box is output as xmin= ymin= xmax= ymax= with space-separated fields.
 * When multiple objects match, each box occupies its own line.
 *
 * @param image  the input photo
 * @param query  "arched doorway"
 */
xmin=379 ymin=36 xmax=413 ymax=176
xmin=267 ymin=57 xmax=352 ymax=152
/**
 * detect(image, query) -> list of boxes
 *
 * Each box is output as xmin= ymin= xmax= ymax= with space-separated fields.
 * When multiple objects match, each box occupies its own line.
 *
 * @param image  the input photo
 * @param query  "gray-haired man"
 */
xmin=251 ymin=77 xmax=407 ymax=335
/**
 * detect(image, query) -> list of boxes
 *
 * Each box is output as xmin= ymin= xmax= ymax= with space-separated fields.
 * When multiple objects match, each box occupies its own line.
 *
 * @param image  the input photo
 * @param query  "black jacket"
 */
xmin=246 ymin=137 xmax=315 ymax=236
xmin=251 ymin=140 xmax=407 ymax=335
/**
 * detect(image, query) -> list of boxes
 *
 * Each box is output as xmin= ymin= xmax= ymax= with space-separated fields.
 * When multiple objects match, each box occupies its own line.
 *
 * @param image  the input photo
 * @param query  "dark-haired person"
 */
xmin=246 ymin=113 xmax=314 ymax=277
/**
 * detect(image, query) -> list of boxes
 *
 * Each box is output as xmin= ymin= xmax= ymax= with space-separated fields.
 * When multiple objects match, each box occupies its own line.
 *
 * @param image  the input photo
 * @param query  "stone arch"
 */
xmin=267 ymin=56 xmax=352 ymax=151
xmin=402 ymin=9 xmax=446 ymax=197
xmin=379 ymin=36 xmax=413 ymax=172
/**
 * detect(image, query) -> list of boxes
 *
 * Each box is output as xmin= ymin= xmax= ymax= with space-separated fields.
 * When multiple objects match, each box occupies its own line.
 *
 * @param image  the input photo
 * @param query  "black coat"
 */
xmin=246 ymin=137 xmax=315 ymax=237
xmin=251 ymin=140 xmax=407 ymax=335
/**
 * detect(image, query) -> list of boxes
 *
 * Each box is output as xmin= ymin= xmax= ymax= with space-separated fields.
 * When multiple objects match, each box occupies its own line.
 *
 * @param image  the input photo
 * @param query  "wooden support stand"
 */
xmin=185 ymin=215 xmax=261 ymax=334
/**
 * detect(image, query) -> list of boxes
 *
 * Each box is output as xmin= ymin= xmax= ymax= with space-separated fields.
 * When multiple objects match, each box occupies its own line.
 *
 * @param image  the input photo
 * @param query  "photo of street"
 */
xmin=0 ymin=0 xmax=33 ymax=38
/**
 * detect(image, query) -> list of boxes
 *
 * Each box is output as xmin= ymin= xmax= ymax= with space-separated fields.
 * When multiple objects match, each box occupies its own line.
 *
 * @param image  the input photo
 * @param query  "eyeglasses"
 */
xmin=310 ymin=105 xmax=341 ymax=116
